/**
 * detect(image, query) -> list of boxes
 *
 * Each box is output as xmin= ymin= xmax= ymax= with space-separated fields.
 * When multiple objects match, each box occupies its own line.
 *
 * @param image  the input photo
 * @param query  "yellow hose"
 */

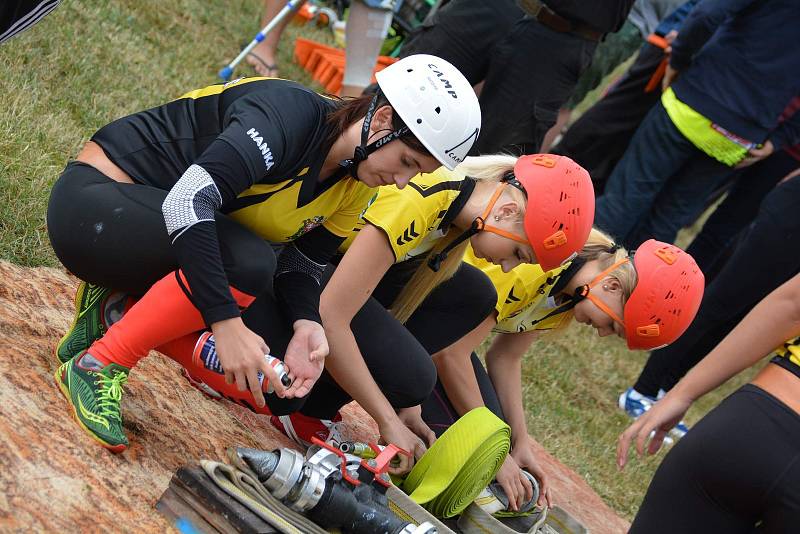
xmin=400 ymin=407 xmax=511 ymax=518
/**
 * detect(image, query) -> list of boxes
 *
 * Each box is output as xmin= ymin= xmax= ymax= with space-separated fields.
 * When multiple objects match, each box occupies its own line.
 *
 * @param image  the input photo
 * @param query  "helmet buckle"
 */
xmin=531 ymin=155 xmax=557 ymax=168
xmin=543 ymin=230 xmax=567 ymax=250
xmin=636 ymin=324 xmax=661 ymax=337
xmin=654 ymin=247 xmax=677 ymax=265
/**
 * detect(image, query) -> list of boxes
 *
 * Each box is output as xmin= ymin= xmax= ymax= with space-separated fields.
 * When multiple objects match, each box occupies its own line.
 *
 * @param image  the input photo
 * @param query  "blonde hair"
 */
xmin=542 ymin=228 xmax=637 ymax=336
xmin=577 ymin=228 xmax=637 ymax=304
xmin=391 ymin=154 xmax=525 ymax=323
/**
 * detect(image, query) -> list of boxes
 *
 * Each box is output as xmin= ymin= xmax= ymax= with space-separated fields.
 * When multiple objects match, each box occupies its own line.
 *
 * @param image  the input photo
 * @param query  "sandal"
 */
xmin=246 ymin=51 xmax=279 ymax=77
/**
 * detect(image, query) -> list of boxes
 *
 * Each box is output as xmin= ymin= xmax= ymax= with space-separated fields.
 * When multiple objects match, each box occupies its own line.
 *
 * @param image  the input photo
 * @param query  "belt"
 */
xmin=644 ymin=33 xmax=670 ymax=93
xmin=517 ymin=0 xmax=603 ymax=42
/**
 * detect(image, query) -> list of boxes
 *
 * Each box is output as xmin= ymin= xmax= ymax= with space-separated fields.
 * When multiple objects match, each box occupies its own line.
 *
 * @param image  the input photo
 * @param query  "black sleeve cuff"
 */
xmin=200 ymin=301 xmax=242 ymax=326
xmin=274 ymin=271 xmax=322 ymax=325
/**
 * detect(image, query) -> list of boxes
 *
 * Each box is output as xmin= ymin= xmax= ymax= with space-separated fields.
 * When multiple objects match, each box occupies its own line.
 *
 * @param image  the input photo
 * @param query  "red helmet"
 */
xmin=475 ymin=154 xmax=595 ymax=271
xmin=579 ymin=240 xmax=705 ymax=350
xmin=516 ymin=154 xmax=595 ymax=271
xmin=624 ymin=240 xmax=705 ymax=349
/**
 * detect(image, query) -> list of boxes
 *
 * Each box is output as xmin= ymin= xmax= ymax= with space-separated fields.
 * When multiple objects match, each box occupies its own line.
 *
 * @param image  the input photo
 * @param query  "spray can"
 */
xmin=192 ymin=332 xmax=292 ymax=393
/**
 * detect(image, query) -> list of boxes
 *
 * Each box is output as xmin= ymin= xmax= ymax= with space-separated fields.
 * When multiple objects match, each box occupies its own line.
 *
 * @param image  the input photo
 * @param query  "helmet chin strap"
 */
xmin=428 ymin=178 xmax=528 ymax=272
xmin=331 ymin=92 xmax=410 ymax=181
xmin=571 ymin=255 xmax=629 ymax=326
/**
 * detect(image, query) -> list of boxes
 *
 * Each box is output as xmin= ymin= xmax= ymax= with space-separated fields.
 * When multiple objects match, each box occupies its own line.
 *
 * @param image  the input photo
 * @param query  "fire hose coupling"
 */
xmin=194 ymin=332 xmax=292 ymax=393
xmin=339 ymin=441 xmax=378 ymax=459
xmin=236 ymin=445 xmax=437 ymax=534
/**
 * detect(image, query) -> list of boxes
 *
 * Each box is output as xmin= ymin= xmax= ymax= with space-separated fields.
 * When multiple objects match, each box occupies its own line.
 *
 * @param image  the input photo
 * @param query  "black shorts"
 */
xmin=632 ymin=383 xmax=800 ymax=533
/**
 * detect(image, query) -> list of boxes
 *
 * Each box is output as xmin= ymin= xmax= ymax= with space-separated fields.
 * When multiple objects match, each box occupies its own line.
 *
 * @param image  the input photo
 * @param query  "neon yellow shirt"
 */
xmin=661 ymin=87 xmax=748 ymax=167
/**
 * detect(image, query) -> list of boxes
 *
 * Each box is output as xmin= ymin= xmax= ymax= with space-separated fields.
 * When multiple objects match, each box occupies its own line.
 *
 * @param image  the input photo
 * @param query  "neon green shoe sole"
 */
xmin=56 ymin=282 xmax=111 ymax=364
xmin=55 ymin=354 xmax=129 ymax=453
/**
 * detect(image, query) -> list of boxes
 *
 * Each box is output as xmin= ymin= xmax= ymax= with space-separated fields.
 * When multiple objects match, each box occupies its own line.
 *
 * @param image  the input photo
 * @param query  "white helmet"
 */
xmin=376 ymin=54 xmax=481 ymax=170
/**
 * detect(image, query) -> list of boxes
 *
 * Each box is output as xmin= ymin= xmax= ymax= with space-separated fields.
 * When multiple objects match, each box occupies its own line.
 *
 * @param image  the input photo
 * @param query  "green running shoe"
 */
xmin=55 ymin=351 xmax=130 ymax=453
xmin=56 ymin=282 xmax=111 ymax=364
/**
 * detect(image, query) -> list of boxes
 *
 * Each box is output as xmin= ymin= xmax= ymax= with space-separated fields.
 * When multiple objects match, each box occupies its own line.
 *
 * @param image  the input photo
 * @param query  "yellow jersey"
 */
xmin=340 ymin=167 xmax=467 ymax=261
xmin=464 ymin=246 xmax=573 ymax=334
xmin=227 ymin=175 xmax=376 ymax=242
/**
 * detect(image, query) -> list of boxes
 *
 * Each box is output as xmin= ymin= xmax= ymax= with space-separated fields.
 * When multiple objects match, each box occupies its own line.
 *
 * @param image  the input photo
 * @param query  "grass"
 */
xmin=0 ymin=0 xmax=330 ymax=265
xmin=1 ymin=0 xmax=749 ymax=523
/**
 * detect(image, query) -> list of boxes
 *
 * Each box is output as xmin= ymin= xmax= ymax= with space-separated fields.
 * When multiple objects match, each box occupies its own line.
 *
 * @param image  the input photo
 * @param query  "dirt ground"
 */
xmin=0 ymin=260 xmax=629 ymax=533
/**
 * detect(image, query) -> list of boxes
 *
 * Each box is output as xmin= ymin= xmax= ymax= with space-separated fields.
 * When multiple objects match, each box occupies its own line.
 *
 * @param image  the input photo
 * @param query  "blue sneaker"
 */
xmin=669 ymin=420 xmax=690 ymax=440
xmin=618 ymin=387 xmax=655 ymax=418
xmin=619 ymin=388 xmax=689 ymax=442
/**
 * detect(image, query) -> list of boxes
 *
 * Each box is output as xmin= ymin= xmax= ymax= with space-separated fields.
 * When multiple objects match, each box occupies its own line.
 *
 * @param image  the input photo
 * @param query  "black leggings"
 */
xmin=47 ymin=162 xmax=307 ymax=413
xmin=631 ymin=383 xmax=800 ymax=533
xmin=633 ymin=174 xmax=800 ymax=397
xmin=47 ymin=162 xmax=274 ymax=298
xmin=287 ymin=260 xmax=498 ymax=419
xmin=686 ymin=151 xmax=799 ymax=279
xmin=421 ymin=352 xmax=505 ymax=437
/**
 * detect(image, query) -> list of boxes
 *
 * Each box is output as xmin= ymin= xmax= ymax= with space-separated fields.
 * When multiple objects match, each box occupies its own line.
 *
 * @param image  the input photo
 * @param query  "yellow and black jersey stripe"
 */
xmin=340 ymin=167 xmax=467 ymax=262
xmin=464 ymin=246 xmax=572 ymax=334
xmin=227 ymin=173 xmax=375 ymax=242
xmin=772 ymin=336 xmax=800 ymax=379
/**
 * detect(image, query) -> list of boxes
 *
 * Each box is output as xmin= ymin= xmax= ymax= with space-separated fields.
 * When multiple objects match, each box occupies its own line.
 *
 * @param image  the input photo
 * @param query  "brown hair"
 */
xmin=325 ymin=92 xmax=431 ymax=155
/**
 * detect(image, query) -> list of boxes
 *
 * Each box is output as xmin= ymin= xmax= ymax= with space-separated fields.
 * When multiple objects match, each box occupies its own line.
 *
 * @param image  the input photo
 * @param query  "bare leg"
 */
xmin=246 ymin=0 xmax=301 ymax=77
xmin=341 ymin=1 xmax=393 ymax=97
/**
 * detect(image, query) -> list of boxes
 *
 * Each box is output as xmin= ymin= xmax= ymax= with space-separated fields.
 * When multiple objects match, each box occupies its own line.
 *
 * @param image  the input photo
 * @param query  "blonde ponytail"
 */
xmin=390 ymin=154 xmax=523 ymax=323
xmin=391 ymin=229 xmax=470 ymax=323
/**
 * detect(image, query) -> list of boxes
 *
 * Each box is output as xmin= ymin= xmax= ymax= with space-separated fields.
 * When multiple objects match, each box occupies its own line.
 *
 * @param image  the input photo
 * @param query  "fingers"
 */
xmin=413 ymin=439 xmax=426 ymax=463
xmin=498 ymin=478 xmax=517 ymax=512
xmin=389 ymin=453 xmax=412 ymax=475
xmin=617 ymin=425 xmax=637 ymax=469
xmin=287 ymin=377 xmax=313 ymax=398
xmin=245 ymin=368 xmax=267 ymax=408
xmin=234 ymin=370 xmax=247 ymax=392
xmin=636 ymin=421 xmax=654 ymax=458
xmin=309 ymin=340 xmax=329 ymax=362
xmin=424 ymin=428 xmax=436 ymax=447
xmin=520 ymin=471 xmax=533 ymax=507
xmin=648 ymin=428 xmax=668 ymax=455
xmin=542 ymin=487 xmax=553 ymax=509
xmin=261 ymin=360 xmax=286 ymax=399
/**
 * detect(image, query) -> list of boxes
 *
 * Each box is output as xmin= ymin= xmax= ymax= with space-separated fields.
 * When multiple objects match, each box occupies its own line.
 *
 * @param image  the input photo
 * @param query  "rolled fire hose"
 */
xmin=199 ymin=460 xmax=327 ymax=534
xmin=400 ymin=407 xmax=512 ymax=518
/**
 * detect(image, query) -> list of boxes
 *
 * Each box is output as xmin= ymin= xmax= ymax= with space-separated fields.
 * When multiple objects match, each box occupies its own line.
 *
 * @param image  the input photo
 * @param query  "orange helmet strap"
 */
xmin=476 ymin=183 xmax=529 ymax=244
xmin=427 ymin=182 xmax=529 ymax=272
xmin=576 ymin=257 xmax=630 ymax=327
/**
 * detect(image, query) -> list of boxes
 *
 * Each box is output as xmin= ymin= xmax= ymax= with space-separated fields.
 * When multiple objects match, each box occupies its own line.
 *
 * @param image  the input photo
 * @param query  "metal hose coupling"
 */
xmin=236 ymin=444 xmax=438 ymax=534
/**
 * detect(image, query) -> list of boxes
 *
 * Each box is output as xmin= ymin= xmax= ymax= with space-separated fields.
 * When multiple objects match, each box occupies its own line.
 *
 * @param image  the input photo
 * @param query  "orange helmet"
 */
xmin=578 ymin=240 xmax=705 ymax=350
xmin=516 ymin=154 xmax=595 ymax=271
xmin=473 ymin=154 xmax=595 ymax=271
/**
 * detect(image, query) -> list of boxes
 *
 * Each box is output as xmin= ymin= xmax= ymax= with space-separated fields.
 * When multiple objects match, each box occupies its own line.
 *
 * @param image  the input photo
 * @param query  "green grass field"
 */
xmin=0 ymin=0 xmax=754 ymax=521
